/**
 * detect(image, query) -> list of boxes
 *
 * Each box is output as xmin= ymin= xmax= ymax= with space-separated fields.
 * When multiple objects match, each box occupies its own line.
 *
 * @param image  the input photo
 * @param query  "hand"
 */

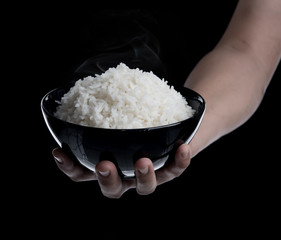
xmin=52 ymin=144 xmax=191 ymax=198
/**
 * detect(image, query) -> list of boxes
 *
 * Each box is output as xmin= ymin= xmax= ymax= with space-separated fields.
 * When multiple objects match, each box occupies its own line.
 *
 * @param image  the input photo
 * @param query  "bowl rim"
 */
xmin=41 ymin=85 xmax=206 ymax=132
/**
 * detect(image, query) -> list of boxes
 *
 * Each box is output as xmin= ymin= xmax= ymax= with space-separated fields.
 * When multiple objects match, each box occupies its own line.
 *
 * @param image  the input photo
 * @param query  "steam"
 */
xmin=74 ymin=10 xmax=166 ymax=79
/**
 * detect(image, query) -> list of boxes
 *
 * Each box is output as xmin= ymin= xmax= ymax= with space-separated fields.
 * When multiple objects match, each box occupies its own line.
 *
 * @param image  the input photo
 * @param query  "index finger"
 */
xmin=52 ymin=147 xmax=97 ymax=182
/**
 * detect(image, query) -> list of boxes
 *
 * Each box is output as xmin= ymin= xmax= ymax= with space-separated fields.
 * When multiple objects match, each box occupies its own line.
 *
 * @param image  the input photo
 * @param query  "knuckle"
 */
xmin=136 ymin=183 xmax=157 ymax=195
xmin=100 ymin=184 xmax=125 ymax=199
xmin=70 ymin=176 xmax=81 ymax=182
xmin=102 ymin=190 xmax=123 ymax=199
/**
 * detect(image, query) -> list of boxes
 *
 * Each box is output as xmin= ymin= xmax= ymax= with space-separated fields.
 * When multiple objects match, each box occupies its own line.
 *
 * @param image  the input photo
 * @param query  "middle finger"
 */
xmin=134 ymin=158 xmax=157 ymax=195
xmin=96 ymin=160 xmax=135 ymax=198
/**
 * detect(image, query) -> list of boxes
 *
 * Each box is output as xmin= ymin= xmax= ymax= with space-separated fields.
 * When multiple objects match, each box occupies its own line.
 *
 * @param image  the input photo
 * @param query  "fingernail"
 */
xmin=52 ymin=149 xmax=63 ymax=163
xmin=53 ymin=155 xmax=63 ymax=164
xmin=138 ymin=166 xmax=148 ymax=175
xmin=98 ymin=170 xmax=110 ymax=177
xmin=181 ymin=152 xmax=188 ymax=159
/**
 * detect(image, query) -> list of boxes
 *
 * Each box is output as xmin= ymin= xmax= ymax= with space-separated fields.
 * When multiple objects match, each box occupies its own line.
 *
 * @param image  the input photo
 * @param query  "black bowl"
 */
xmin=41 ymin=84 xmax=205 ymax=178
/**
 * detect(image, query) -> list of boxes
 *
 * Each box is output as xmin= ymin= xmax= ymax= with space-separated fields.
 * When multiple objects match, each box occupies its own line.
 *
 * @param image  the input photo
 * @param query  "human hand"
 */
xmin=52 ymin=143 xmax=191 ymax=198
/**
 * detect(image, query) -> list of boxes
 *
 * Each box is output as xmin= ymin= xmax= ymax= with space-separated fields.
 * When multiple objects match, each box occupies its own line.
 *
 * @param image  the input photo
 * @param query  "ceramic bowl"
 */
xmin=41 ymin=84 xmax=205 ymax=178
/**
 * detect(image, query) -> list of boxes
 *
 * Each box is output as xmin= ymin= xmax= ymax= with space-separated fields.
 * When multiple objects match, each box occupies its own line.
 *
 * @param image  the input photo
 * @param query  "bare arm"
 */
xmin=52 ymin=2 xmax=281 ymax=198
xmin=185 ymin=0 xmax=281 ymax=157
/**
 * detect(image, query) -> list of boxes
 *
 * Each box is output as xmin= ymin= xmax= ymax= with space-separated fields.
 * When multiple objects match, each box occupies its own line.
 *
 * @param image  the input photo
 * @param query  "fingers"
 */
xmin=134 ymin=158 xmax=157 ymax=195
xmin=95 ymin=158 xmax=156 ymax=198
xmin=95 ymin=161 xmax=136 ymax=199
xmin=52 ymin=144 xmax=191 ymax=198
xmin=52 ymin=147 xmax=97 ymax=181
xmin=95 ymin=145 xmax=190 ymax=198
xmin=156 ymin=144 xmax=191 ymax=185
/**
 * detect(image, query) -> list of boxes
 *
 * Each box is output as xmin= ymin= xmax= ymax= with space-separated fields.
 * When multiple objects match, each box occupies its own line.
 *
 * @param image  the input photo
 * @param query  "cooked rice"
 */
xmin=54 ymin=63 xmax=195 ymax=129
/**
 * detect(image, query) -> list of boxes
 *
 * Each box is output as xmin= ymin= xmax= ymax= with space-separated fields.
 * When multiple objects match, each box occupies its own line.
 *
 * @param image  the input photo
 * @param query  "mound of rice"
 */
xmin=54 ymin=63 xmax=195 ymax=129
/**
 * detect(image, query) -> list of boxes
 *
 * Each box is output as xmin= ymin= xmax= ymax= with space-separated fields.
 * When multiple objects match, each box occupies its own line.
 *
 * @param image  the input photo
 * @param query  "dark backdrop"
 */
xmin=9 ymin=3 xmax=280 ymax=237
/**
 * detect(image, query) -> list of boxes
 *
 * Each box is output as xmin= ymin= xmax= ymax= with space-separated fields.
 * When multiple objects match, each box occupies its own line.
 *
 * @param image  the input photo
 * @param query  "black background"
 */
xmin=7 ymin=3 xmax=280 ymax=237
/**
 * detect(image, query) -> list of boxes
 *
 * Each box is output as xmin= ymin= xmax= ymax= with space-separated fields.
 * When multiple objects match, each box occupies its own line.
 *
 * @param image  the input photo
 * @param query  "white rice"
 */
xmin=54 ymin=63 xmax=195 ymax=129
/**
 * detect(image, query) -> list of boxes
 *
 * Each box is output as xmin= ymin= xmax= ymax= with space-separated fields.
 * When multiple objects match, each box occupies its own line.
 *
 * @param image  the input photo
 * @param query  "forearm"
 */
xmin=184 ymin=47 xmax=269 ymax=156
xmin=184 ymin=0 xmax=281 ymax=157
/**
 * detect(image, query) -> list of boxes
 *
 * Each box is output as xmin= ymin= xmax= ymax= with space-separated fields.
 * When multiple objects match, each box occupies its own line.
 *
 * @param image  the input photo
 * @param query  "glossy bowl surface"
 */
xmin=41 ymin=83 xmax=205 ymax=178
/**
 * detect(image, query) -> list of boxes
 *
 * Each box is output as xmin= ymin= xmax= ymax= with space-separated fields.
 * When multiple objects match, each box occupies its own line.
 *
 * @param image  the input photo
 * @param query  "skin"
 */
xmin=52 ymin=0 xmax=281 ymax=199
